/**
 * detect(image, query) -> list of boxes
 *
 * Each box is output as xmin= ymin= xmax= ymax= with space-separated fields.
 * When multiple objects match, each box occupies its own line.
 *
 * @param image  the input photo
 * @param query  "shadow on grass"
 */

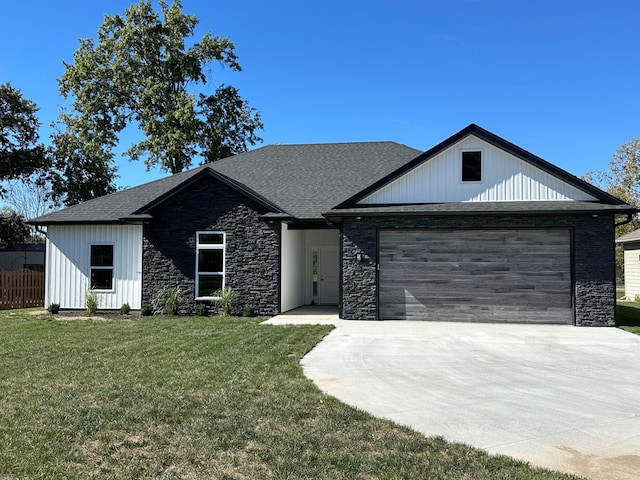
xmin=616 ymin=303 xmax=640 ymax=326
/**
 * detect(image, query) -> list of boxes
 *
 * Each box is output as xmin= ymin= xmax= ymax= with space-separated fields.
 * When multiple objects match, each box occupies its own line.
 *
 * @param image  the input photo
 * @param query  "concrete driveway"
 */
xmin=299 ymin=321 xmax=640 ymax=480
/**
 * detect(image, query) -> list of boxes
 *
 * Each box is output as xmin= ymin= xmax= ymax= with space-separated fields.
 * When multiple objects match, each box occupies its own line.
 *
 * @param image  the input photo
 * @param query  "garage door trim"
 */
xmin=376 ymin=226 xmax=575 ymax=324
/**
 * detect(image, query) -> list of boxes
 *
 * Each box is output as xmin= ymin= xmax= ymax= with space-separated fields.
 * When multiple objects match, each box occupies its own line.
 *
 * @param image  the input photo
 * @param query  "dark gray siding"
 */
xmin=341 ymin=214 xmax=615 ymax=326
xmin=142 ymin=175 xmax=280 ymax=315
xmin=378 ymin=228 xmax=572 ymax=323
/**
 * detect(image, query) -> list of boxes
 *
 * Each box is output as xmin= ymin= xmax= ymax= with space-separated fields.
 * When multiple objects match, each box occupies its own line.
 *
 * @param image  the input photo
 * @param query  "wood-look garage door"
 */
xmin=378 ymin=229 xmax=573 ymax=324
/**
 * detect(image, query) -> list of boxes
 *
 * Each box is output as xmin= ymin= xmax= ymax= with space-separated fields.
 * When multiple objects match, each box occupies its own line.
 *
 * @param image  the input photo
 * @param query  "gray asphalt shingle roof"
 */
xmin=30 ymin=142 xmax=422 ymax=224
xmin=210 ymin=142 xmax=422 ymax=219
xmin=29 ymin=125 xmax=637 ymax=225
xmin=29 ymin=166 xmax=210 ymax=224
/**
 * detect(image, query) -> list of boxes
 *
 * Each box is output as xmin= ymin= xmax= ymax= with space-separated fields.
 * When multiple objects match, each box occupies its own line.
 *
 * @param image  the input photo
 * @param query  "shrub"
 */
xmin=214 ymin=287 xmax=236 ymax=317
xmin=152 ymin=286 xmax=184 ymax=315
xmin=120 ymin=303 xmax=131 ymax=315
xmin=86 ymin=290 xmax=98 ymax=314
xmin=195 ymin=303 xmax=209 ymax=317
xmin=141 ymin=303 xmax=152 ymax=316
xmin=47 ymin=303 xmax=60 ymax=314
xmin=242 ymin=304 xmax=255 ymax=317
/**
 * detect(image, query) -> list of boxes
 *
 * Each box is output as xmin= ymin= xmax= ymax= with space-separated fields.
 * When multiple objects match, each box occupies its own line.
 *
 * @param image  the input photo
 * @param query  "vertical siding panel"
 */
xmin=408 ymin=168 xmax=415 ymax=201
xmin=45 ymin=224 xmax=142 ymax=309
xmin=624 ymin=245 xmax=640 ymax=299
xmin=44 ymin=237 xmax=52 ymax=306
xmin=359 ymin=136 xmax=597 ymax=204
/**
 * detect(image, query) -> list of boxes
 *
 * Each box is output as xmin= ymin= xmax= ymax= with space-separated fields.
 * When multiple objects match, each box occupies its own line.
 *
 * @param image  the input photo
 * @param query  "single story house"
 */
xmin=30 ymin=124 xmax=636 ymax=326
xmin=615 ymin=229 xmax=640 ymax=300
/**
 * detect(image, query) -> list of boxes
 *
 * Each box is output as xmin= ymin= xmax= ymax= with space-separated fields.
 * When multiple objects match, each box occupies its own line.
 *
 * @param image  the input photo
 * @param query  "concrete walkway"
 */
xmin=291 ymin=320 xmax=640 ymax=480
xmin=262 ymin=305 xmax=341 ymax=325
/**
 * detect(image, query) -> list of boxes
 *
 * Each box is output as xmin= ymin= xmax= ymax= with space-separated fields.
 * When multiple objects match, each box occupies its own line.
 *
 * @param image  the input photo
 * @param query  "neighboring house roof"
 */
xmin=616 ymin=229 xmax=640 ymax=244
xmin=0 ymin=243 xmax=45 ymax=252
xmin=29 ymin=124 xmax=636 ymax=225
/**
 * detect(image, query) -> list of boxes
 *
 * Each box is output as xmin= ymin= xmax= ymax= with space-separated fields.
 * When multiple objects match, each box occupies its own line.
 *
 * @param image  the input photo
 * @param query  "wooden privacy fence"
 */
xmin=0 ymin=269 xmax=45 ymax=309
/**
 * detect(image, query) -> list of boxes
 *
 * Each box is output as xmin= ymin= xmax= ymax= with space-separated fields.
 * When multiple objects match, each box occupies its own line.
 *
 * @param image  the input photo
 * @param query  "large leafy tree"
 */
xmin=199 ymin=85 xmax=264 ymax=163
xmin=57 ymin=0 xmax=263 ymax=181
xmin=585 ymin=138 xmax=640 ymax=277
xmin=3 ymin=175 xmax=57 ymax=234
xmin=0 ymin=83 xmax=48 ymax=193
xmin=0 ymin=207 xmax=34 ymax=245
xmin=49 ymin=114 xmax=119 ymax=206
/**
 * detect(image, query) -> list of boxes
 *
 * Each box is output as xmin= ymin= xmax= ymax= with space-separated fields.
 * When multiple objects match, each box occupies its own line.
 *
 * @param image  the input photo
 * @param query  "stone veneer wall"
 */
xmin=142 ymin=175 xmax=280 ymax=315
xmin=341 ymin=214 xmax=615 ymax=326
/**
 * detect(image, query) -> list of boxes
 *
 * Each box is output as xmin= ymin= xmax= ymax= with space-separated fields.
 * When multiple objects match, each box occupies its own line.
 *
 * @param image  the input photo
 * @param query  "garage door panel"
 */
xmin=379 ymin=229 xmax=573 ymax=323
xmin=380 ymin=271 xmax=572 ymax=288
xmin=381 ymin=287 xmax=571 ymax=308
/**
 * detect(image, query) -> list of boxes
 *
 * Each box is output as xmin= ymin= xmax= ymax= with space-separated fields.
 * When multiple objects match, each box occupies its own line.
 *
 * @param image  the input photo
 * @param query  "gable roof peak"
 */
xmin=335 ymin=124 xmax=628 ymax=208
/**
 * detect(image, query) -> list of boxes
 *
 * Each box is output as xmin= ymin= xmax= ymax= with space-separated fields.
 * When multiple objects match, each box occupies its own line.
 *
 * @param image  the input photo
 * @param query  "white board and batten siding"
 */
xmin=359 ymin=135 xmax=597 ymax=204
xmin=280 ymin=223 xmax=340 ymax=312
xmin=281 ymin=223 xmax=305 ymax=312
xmin=46 ymin=225 xmax=143 ymax=309
xmin=623 ymin=242 xmax=640 ymax=300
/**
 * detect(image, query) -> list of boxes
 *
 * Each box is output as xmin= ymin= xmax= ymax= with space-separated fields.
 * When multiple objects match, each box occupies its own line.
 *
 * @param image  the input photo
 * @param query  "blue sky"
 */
xmin=2 ymin=0 xmax=639 ymax=190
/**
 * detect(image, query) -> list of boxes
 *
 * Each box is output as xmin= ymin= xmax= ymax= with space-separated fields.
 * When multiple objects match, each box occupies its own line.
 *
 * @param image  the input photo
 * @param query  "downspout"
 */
xmin=615 ymin=213 xmax=634 ymax=227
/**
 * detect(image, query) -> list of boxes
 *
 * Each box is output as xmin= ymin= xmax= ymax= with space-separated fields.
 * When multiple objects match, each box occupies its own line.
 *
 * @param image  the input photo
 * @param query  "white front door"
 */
xmin=318 ymin=246 xmax=339 ymax=305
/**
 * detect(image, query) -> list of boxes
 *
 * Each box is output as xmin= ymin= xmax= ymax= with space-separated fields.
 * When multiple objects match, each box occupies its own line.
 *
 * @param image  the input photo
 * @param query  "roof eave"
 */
xmin=469 ymin=126 xmax=627 ymax=205
xmin=323 ymin=203 xmax=638 ymax=221
xmin=333 ymin=124 xmax=628 ymax=209
xmin=135 ymin=167 xmax=287 ymax=216
xmin=27 ymin=219 xmax=133 ymax=226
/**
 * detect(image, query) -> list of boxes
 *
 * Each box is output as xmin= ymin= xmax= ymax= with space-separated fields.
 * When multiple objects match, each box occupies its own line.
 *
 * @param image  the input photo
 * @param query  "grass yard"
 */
xmin=0 ymin=310 xmax=583 ymax=479
xmin=616 ymin=300 xmax=640 ymax=335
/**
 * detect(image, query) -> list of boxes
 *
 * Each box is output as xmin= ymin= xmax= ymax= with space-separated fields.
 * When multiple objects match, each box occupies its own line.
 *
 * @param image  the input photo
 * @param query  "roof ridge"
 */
xmin=263 ymin=140 xmax=413 ymax=147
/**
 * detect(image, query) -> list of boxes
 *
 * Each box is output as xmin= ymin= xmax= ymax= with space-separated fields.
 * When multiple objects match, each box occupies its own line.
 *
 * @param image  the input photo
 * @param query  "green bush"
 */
xmin=47 ymin=303 xmax=60 ymax=314
xmin=214 ymin=287 xmax=236 ymax=317
xmin=141 ymin=303 xmax=152 ymax=316
xmin=242 ymin=304 xmax=255 ymax=317
xmin=85 ymin=290 xmax=98 ymax=314
xmin=195 ymin=303 xmax=209 ymax=317
xmin=120 ymin=303 xmax=131 ymax=315
xmin=152 ymin=286 xmax=184 ymax=315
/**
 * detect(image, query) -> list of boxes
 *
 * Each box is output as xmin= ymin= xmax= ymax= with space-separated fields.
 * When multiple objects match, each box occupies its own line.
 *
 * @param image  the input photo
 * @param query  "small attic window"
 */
xmin=461 ymin=151 xmax=482 ymax=182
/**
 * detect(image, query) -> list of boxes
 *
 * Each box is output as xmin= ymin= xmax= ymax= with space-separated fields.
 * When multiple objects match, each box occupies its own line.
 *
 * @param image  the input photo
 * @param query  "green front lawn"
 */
xmin=617 ymin=300 xmax=640 ymax=335
xmin=0 ymin=310 xmax=581 ymax=479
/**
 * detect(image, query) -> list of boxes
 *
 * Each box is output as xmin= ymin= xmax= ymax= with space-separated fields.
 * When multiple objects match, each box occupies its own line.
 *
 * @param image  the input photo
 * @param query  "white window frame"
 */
xmin=195 ymin=231 xmax=225 ymax=300
xmin=90 ymin=243 xmax=115 ymax=292
xmin=460 ymin=148 xmax=484 ymax=183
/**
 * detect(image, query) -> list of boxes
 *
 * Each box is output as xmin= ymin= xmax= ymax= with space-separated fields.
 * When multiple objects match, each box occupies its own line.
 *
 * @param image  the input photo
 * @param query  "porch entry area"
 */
xmin=263 ymin=305 xmax=340 ymax=325
xmin=281 ymin=224 xmax=339 ymax=312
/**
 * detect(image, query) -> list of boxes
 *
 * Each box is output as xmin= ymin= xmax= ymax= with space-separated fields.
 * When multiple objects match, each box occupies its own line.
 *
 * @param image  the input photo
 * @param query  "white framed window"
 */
xmin=196 ymin=231 xmax=225 ymax=299
xmin=461 ymin=149 xmax=483 ymax=182
xmin=90 ymin=244 xmax=114 ymax=291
